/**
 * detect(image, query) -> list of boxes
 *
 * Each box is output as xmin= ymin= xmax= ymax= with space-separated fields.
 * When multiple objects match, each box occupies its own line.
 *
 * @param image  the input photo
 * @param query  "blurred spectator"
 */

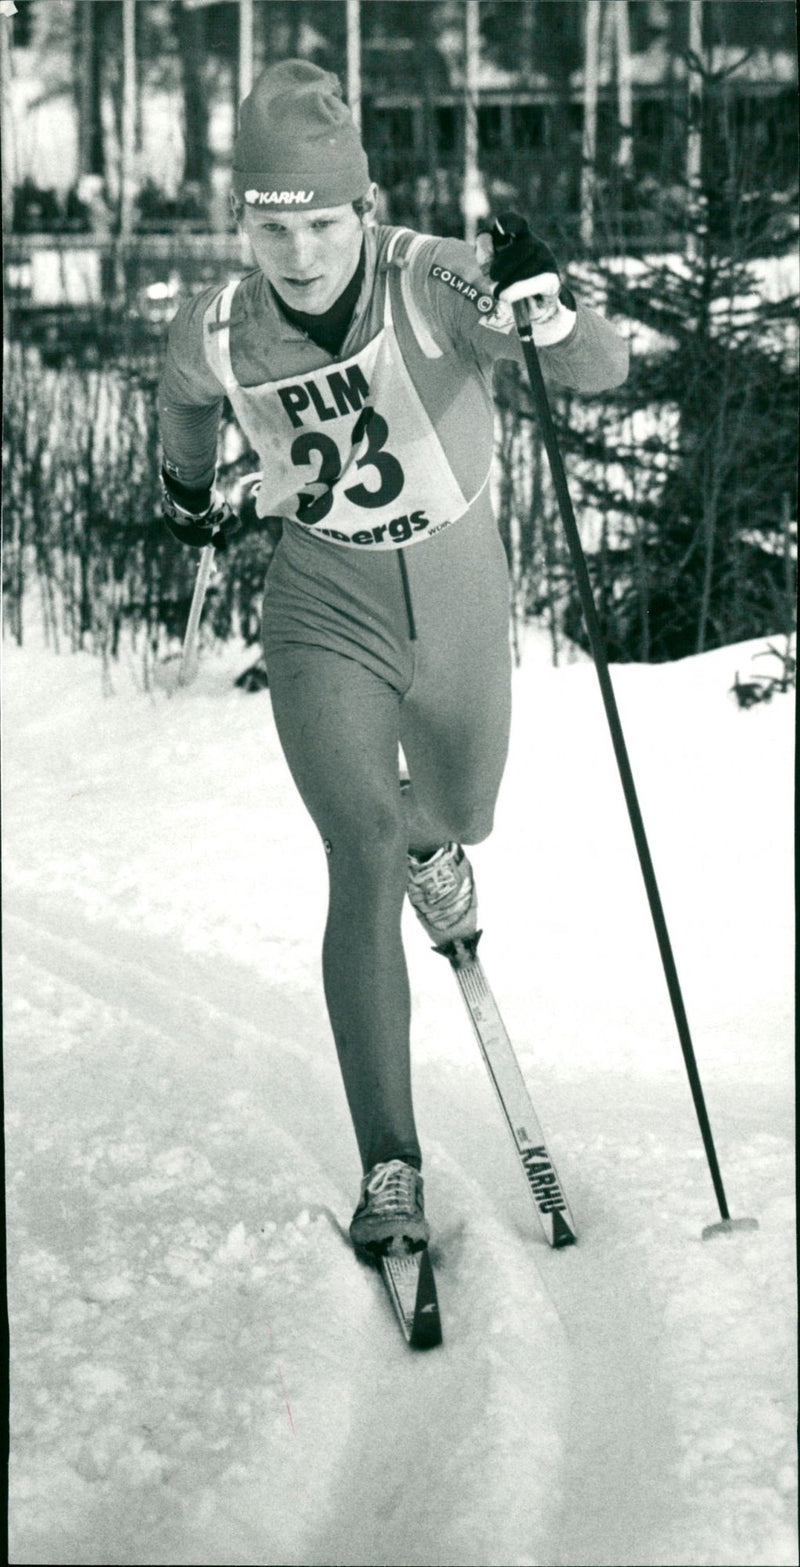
xmin=63 ymin=186 xmax=91 ymax=232
xmin=13 ymin=177 xmax=61 ymax=233
xmin=136 ymin=178 xmax=208 ymax=231
xmin=78 ymin=174 xmax=114 ymax=235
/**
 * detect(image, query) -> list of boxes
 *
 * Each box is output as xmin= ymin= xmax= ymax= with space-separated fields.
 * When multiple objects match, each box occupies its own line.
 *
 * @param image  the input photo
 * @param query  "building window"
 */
xmin=511 ymin=104 xmax=545 ymax=150
xmin=477 ymin=104 xmax=504 ymax=152
xmin=435 ymin=106 xmax=459 ymax=155
xmin=364 ymin=106 xmax=415 ymax=159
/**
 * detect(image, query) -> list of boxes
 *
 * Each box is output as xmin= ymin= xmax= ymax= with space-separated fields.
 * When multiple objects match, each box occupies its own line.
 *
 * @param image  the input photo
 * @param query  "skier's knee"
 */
xmin=324 ymin=798 xmax=407 ymax=866
xmin=451 ymin=799 xmax=495 ymax=846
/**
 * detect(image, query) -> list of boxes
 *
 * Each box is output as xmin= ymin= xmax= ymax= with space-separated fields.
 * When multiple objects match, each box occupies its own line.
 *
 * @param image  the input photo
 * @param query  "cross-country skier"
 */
xmin=158 ymin=59 xmax=628 ymax=1265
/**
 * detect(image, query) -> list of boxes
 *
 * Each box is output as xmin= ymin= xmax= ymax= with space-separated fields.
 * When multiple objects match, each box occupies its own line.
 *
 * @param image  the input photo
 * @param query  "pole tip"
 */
xmin=701 ymin=1216 xmax=760 ymax=1241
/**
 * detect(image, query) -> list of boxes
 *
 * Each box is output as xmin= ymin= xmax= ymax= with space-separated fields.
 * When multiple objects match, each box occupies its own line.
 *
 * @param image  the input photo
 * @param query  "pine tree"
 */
xmin=562 ymin=41 xmax=798 ymax=662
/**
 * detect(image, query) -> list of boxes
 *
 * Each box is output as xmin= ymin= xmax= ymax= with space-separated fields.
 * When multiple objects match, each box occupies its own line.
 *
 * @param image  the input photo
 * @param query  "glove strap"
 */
xmin=161 ymin=468 xmax=214 ymax=520
xmin=162 ymin=473 xmax=229 ymax=548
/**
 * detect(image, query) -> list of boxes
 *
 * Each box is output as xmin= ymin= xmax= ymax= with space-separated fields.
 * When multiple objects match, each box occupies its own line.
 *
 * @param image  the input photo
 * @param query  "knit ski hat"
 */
xmin=232 ymin=60 xmax=370 ymax=211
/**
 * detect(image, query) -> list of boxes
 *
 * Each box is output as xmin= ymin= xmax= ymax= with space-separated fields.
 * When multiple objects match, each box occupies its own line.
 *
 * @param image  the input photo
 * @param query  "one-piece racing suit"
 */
xmin=159 ymin=223 xmax=628 ymax=1172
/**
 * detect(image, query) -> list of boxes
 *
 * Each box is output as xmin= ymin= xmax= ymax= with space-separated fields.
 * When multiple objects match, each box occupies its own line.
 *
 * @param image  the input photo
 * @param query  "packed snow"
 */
xmin=3 ymin=605 xmax=795 ymax=1567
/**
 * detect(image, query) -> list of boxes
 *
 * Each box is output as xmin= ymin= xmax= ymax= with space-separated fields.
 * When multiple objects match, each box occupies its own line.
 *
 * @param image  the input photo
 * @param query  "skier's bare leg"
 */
xmin=400 ymin=545 xmax=513 ymax=857
xmin=265 ymin=644 xmax=421 ymax=1174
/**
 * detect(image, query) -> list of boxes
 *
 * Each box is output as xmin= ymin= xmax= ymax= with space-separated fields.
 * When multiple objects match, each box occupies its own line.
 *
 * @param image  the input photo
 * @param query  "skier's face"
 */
xmin=242 ymin=189 xmax=376 ymax=315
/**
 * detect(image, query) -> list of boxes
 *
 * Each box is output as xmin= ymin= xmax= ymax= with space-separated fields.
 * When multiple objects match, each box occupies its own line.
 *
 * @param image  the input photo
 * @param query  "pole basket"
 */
xmin=702 ymin=1217 xmax=760 ymax=1241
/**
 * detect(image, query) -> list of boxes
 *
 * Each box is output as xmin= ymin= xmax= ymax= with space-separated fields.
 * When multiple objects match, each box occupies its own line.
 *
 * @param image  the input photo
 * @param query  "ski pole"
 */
xmin=504 ymin=285 xmax=757 ymax=1240
xmin=178 ymin=543 xmax=215 ymax=687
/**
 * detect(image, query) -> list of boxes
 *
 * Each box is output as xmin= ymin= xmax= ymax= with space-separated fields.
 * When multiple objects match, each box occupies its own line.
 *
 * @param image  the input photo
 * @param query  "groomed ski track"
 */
xmin=6 ymin=890 xmax=793 ymax=1567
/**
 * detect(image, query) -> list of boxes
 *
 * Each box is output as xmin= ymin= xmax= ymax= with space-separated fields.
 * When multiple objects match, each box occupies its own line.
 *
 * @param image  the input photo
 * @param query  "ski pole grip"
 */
xmin=490 ymin=215 xmax=512 ymax=253
xmin=489 ymin=217 xmax=535 ymax=339
xmin=178 ymin=544 xmax=215 ymax=688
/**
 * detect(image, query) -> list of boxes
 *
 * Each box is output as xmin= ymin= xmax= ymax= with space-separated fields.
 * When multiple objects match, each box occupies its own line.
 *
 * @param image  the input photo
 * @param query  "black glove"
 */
xmin=161 ymin=470 xmax=240 ymax=551
xmin=488 ymin=211 xmax=576 ymax=311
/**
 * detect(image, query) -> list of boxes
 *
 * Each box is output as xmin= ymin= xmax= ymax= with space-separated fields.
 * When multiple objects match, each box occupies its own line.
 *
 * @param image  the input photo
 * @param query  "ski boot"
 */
xmin=349 ymin=1159 xmax=430 ymax=1262
xmin=407 ymin=842 xmax=478 ymax=947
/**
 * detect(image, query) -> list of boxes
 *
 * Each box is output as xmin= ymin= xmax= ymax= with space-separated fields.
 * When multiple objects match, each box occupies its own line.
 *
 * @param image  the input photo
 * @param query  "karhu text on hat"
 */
xmin=244 ymin=189 xmax=315 ymax=206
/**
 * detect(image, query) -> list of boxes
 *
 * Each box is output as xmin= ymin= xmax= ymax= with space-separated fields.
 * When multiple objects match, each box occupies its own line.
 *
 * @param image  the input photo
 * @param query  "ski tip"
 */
xmin=381 ymin=1246 xmax=443 ymax=1349
xmin=410 ymin=1248 xmax=443 ymax=1350
xmin=551 ymin=1209 xmax=578 ymax=1248
xmin=410 ymin=1316 xmax=443 ymax=1351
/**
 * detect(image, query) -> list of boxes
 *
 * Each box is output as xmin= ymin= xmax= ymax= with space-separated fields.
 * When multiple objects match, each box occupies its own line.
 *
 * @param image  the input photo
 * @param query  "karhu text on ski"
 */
xmin=350 ymin=1159 xmax=430 ymax=1261
xmin=407 ymin=842 xmax=477 ymax=946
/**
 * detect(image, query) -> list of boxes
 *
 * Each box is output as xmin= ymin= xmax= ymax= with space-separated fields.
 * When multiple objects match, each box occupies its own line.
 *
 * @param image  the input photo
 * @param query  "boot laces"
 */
xmin=419 ymin=858 xmax=461 ymax=904
xmin=409 ymin=847 xmax=473 ymax=922
xmin=363 ymin=1160 xmax=420 ymax=1217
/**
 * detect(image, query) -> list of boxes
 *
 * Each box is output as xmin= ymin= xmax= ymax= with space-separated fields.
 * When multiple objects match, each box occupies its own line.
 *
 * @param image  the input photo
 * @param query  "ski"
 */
xmin=380 ymin=1246 xmax=443 ymax=1349
xmin=437 ymin=932 xmax=577 ymax=1249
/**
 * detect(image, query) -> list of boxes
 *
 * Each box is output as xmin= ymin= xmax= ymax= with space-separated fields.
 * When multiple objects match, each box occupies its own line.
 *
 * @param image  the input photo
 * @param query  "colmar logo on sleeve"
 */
xmin=430 ymin=264 xmax=494 ymax=314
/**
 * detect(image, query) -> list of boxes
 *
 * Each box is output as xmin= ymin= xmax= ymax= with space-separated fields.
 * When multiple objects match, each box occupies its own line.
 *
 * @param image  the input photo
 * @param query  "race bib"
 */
xmin=208 ymin=270 xmax=482 ymax=550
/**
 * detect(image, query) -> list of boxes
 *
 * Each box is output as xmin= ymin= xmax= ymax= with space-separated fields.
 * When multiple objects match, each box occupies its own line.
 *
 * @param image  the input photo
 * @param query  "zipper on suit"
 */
xmin=398 ymin=550 xmax=417 ymax=640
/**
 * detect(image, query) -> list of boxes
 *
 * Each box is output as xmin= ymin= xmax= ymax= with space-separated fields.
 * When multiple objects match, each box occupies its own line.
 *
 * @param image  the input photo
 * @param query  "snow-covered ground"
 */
xmin=3 ymin=615 xmax=795 ymax=1567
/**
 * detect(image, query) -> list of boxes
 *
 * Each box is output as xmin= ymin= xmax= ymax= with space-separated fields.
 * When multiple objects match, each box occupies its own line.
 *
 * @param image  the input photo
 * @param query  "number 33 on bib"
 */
xmin=203 ymin=270 xmax=487 ymax=550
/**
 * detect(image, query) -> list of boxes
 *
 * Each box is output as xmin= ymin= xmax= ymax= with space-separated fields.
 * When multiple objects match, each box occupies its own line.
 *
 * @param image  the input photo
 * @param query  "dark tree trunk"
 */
xmin=76 ymin=0 xmax=107 ymax=176
xmin=176 ymin=1 xmax=211 ymax=191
